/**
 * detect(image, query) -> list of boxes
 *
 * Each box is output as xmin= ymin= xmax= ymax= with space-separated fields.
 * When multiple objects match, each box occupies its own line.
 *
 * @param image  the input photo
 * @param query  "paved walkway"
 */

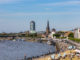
xmin=33 ymin=50 xmax=80 ymax=60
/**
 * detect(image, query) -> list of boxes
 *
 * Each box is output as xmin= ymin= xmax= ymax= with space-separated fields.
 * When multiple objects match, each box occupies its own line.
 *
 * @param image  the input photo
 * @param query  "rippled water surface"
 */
xmin=0 ymin=40 xmax=55 ymax=60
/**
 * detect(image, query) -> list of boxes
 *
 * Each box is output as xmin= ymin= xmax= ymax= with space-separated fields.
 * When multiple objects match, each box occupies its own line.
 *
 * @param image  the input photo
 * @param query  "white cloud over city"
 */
xmin=0 ymin=0 xmax=80 ymax=32
xmin=0 ymin=12 xmax=80 ymax=17
xmin=40 ymin=1 xmax=80 ymax=6
xmin=0 ymin=0 xmax=36 ymax=4
xmin=0 ymin=0 xmax=18 ymax=3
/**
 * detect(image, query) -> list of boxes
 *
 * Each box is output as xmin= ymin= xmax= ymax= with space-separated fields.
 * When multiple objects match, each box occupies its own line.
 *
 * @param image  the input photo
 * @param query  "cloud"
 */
xmin=0 ymin=0 xmax=19 ymax=4
xmin=40 ymin=1 xmax=80 ymax=6
xmin=15 ymin=12 xmax=80 ymax=16
xmin=0 ymin=0 xmax=35 ymax=4
xmin=0 ymin=12 xmax=80 ymax=17
xmin=45 ymin=8 xmax=52 ymax=10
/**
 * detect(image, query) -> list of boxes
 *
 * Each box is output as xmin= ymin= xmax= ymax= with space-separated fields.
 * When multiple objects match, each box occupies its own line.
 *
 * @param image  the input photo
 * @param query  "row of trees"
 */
xmin=53 ymin=31 xmax=74 ymax=38
xmin=53 ymin=31 xmax=80 ymax=43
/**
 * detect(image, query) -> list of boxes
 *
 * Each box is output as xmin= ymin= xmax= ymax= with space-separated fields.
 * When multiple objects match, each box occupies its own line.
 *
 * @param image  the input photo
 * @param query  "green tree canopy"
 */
xmin=53 ymin=34 xmax=61 ymax=38
xmin=68 ymin=33 xmax=74 ymax=38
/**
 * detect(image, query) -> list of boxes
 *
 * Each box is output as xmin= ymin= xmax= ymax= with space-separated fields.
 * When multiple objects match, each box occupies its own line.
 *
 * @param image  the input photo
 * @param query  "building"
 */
xmin=49 ymin=28 xmax=56 ymax=38
xmin=30 ymin=21 xmax=35 ymax=31
xmin=37 ymin=31 xmax=46 ymax=38
xmin=74 ymin=28 xmax=80 ymax=39
xmin=30 ymin=21 xmax=36 ymax=34
xmin=46 ymin=21 xmax=50 ymax=36
xmin=64 ymin=31 xmax=72 ymax=37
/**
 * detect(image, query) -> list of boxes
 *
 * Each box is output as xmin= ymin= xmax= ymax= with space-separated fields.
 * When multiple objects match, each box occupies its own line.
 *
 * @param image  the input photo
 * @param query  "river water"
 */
xmin=0 ymin=40 xmax=55 ymax=60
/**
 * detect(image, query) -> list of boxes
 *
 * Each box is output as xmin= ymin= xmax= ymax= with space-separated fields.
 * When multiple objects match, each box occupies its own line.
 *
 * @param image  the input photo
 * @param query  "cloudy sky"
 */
xmin=0 ymin=0 xmax=80 ymax=33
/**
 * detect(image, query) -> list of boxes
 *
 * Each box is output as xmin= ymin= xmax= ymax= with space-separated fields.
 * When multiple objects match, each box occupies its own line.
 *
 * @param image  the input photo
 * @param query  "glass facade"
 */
xmin=30 ymin=21 xmax=35 ymax=31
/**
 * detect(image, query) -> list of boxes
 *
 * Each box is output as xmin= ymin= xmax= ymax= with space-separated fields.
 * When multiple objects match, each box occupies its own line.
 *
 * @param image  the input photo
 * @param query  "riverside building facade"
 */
xmin=74 ymin=28 xmax=80 ymax=39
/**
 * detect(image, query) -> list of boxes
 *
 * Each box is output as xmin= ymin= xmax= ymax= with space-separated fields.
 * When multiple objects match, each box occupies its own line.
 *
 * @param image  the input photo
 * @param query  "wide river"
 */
xmin=0 ymin=40 xmax=56 ymax=60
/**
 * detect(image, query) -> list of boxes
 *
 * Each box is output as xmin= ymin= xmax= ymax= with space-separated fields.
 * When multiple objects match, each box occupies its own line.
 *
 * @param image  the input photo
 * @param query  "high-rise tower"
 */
xmin=46 ymin=20 xmax=50 ymax=35
xmin=30 ymin=21 xmax=35 ymax=31
xmin=30 ymin=21 xmax=36 ymax=34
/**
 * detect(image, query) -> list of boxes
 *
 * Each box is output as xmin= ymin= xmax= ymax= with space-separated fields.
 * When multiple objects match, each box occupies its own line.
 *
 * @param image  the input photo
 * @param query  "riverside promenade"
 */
xmin=33 ymin=38 xmax=80 ymax=60
xmin=33 ymin=50 xmax=80 ymax=60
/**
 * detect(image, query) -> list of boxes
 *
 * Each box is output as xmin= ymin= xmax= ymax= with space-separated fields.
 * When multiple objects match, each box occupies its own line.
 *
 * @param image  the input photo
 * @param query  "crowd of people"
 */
xmin=50 ymin=39 xmax=80 ymax=60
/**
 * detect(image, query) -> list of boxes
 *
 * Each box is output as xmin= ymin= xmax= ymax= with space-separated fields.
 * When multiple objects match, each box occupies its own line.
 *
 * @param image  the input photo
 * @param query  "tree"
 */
xmin=53 ymin=34 xmax=61 ymax=38
xmin=57 ymin=31 xmax=65 ymax=35
xmin=29 ymin=33 xmax=37 ymax=38
xmin=68 ymin=33 xmax=74 ymax=38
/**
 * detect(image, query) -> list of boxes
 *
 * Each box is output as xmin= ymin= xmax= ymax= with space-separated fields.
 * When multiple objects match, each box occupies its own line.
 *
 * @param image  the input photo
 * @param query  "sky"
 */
xmin=0 ymin=0 xmax=80 ymax=33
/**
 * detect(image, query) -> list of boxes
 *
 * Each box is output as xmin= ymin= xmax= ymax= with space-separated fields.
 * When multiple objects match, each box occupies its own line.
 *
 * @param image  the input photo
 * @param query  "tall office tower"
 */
xmin=46 ymin=20 xmax=50 ymax=35
xmin=30 ymin=21 xmax=35 ymax=31
xmin=74 ymin=28 xmax=80 ymax=39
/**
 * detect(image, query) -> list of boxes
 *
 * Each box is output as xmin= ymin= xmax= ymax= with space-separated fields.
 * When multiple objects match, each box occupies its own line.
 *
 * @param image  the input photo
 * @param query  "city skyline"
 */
xmin=0 ymin=0 xmax=80 ymax=33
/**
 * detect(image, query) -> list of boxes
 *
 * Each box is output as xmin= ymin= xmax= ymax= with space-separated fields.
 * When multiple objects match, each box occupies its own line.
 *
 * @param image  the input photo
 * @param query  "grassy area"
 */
xmin=69 ymin=37 xmax=80 ymax=43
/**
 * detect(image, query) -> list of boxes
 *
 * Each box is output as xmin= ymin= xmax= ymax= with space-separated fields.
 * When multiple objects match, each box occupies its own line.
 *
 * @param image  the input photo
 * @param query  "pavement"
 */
xmin=33 ymin=50 xmax=80 ymax=60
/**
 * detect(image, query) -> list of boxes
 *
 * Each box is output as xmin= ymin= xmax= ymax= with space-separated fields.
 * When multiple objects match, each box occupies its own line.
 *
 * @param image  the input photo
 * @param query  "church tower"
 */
xmin=46 ymin=20 xmax=50 ymax=35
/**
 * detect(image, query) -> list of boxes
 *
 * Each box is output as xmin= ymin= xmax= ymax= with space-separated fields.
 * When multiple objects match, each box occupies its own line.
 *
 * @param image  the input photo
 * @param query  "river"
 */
xmin=0 ymin=40 xmax=56 ymax=60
